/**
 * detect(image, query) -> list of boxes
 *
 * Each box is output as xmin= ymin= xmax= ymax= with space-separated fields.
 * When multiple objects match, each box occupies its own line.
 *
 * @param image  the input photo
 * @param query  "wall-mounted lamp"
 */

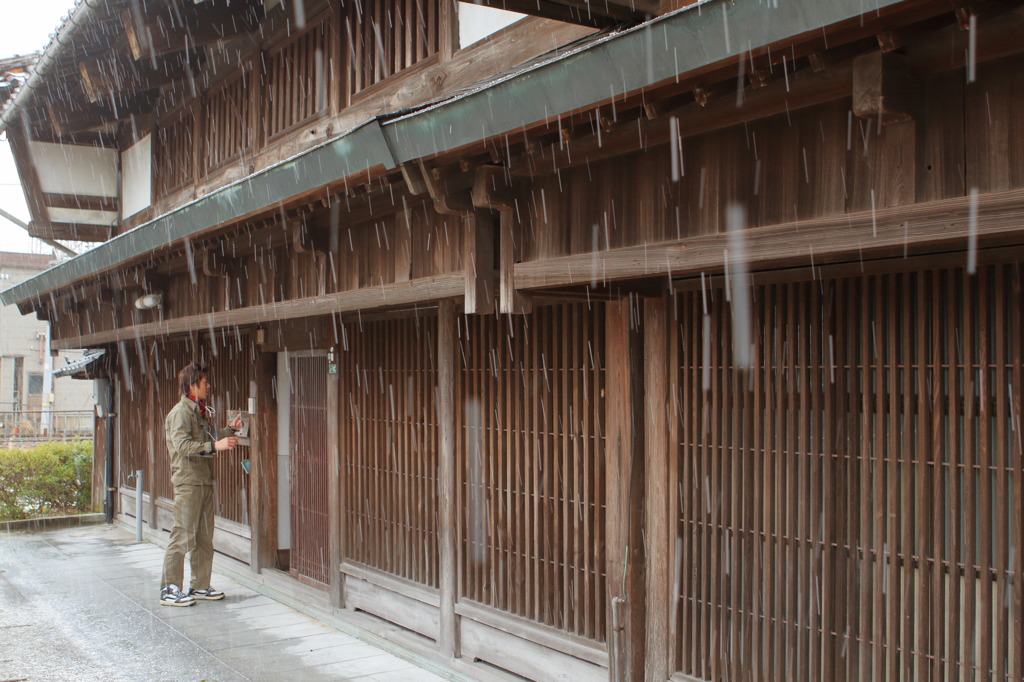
xmin=134 ymin=293 xmax=163 ymax=310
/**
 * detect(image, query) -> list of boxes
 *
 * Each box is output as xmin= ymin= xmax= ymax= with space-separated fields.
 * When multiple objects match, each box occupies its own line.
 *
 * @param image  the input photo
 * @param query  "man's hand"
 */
xmin=228 ymin=414 xmax=243 ymax=430
xmin=215 ymin=436 xmax=239 ymax=451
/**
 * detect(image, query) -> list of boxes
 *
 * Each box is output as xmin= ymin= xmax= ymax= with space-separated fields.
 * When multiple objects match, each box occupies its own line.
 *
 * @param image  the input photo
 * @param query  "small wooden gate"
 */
xmin=289 ymin=353 xmax=330 ymax=587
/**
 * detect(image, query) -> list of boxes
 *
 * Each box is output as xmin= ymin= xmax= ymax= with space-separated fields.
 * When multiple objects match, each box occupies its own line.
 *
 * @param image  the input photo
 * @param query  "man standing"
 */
xmin=160 ymin=362 xmax=242 ymax=607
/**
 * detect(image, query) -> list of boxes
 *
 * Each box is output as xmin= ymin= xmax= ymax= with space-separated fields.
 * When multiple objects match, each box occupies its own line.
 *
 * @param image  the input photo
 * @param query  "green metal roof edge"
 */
xmin=1 ymin=120 xmax=396 ymax=306
xmin=381 ymin=0 xmax=908 ymax=158
xmin=2 ymin=0 xmax=911 ymax=308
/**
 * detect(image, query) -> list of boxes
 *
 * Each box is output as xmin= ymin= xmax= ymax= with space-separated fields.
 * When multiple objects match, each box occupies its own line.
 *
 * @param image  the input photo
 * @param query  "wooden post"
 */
xmin=439 ymin=0 xmax=459 ymax=62
xmin=327 ymin=340 xmax=344 ymax=609
xmin=463 ymin=212 xmax=496 ymax=315
xmin=146 ymin=369 xmax=157 ymax=530
xmin=471 ymin=165 xmax=531 ymax=315
xmin=644 ymin=295 xmax=671 ymax=681
xmin=605 ymin=296 xmax=647 ymax=681
xmin=248 ymin=352 xmax=278 ymax=572
xmin=437 ymin=301 xmax=459 ymax=658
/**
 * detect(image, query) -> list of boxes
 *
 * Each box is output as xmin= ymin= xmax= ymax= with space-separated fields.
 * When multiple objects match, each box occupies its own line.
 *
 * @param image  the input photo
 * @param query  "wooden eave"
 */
xmin=5 ymin=0 xmax=1021 ymax=327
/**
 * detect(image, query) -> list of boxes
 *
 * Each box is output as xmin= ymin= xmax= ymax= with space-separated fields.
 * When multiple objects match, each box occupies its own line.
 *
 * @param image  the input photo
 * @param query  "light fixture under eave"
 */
xmin=134 ymin=293 xmax=163 ymax=310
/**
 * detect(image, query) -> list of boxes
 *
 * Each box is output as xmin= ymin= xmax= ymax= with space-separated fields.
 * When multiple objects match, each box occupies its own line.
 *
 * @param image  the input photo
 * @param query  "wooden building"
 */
xmin=1 ymin=0 xmax=1023 ymax=679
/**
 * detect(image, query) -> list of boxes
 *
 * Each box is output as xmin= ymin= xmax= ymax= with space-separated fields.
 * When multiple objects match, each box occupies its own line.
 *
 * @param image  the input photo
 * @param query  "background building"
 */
xmin=0 ymin=251 xmax=93 ymax=438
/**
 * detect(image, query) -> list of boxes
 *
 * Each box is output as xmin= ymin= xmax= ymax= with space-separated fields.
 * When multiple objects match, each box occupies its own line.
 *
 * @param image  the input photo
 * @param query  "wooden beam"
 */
xmin=437 ymin=301 xmax=458 ymax=659
xmin=41 ymin=193 xmax=118 ymax=213
xmin=509 ymin=57 xmax=855 ymax=179
xmin=123 ymin=2 xmax=261 ymax=61
xmin=79 ymin=57 xmax=189 ymax=104
xmin=605 ymin=296 xmax=646 ymax=682
xmin=852 ymin=51 xmax=921 ymax=125
xmin=5 ymin=126 xmax=50 ymax=226
xmin=480 ymin=0 xmax=624 ymax=27
xmin=514 ymin=188 xmax=1024 ymax=290
xmin=51 ymin=273 xmax=466 ymax=349
xmin=29 ymin=222 xmax=111 ymax=242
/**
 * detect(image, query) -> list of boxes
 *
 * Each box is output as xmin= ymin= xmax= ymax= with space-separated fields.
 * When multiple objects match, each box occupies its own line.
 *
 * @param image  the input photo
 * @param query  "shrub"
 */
xmin=0 ymin=441 xmax=93 ymax=520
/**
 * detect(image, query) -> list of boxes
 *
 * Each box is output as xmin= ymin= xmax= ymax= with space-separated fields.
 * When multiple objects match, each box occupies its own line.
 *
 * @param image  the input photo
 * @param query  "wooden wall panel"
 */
xmin=329 ymin=203 xmax=463 ymax=293
xmin=153 ymin=109 xmax=196 ymax=201
xmin=338 ymin=315 xmax=440 ymax=589
xmin=264 ymin=21 xmax=330 ymax=141
xmin=965 ymin=52 xmax=1024 ymax=195
xmin=204 ymin=71 xmax=253 ymax=172
xmin=672 ymin=262 xmax=1024 ymax=682
xmin=456 ymin=303 xmax=608 ymax=643
xmin=346 ymin=0 xmax=440 ymax=99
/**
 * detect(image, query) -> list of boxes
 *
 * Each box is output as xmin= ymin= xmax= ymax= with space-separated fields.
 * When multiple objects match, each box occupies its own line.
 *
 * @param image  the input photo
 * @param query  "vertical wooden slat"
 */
xmin=1012 ymin=264 xmax=1024 ymax=682
xmin=752 ymin=283 xmax=765 ymax=682
xmin=994 ymin=263 xmax=1009 ymax=682
xmin=930 ymin=270 xmax=945 ymax=682
xmin=885 ymin=274 xmax=899 ymax=682
xmin=809 ymin=279 xmax=822 ymax=682
xmin=915 ymin=271 xmax=933 ymax=681
xmin=948 ymin=267 xmax=963 ymax=678
xmin=964 ymin=269 xmax=978 ymax=681
xmin=797 ymin=281 xmax=810 ymax=682
xmin=980 ymin=266 xmax=993 ymax=682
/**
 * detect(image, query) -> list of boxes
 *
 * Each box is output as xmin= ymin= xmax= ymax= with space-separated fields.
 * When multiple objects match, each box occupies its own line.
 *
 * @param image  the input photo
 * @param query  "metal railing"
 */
xmin=0 ymin=410 xmax=94 ymax=444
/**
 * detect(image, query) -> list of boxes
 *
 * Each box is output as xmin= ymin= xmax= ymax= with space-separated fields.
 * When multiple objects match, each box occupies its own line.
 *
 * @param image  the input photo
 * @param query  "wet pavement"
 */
xmin=0 ymin=524 xmax=447 ymax=681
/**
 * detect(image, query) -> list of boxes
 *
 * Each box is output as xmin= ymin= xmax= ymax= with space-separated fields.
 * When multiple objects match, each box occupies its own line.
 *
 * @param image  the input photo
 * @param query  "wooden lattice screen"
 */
xmin=346 ymin=0 xmax=440 ymax=98
xmin=207 ymin=331 xmax=252 ymax=525
xmin=290 ymin=354 xmax=330 ymax=586
xmin=673 ymin=264 xmax=1024 ymax=681
xmin=457 ymin=303 xmax=608 ymax=643
xmin=141 ymin=336 xmax=250 ymax=524
xmin=264 ymin=22 xmax=330 ymax=140
xmin=203 ymin=71 xmax=252 ymax=171
xmin=153 ymin=109 xmax=195 ymax=200
xmin=339 ymin=316 xmax=439 ymax=587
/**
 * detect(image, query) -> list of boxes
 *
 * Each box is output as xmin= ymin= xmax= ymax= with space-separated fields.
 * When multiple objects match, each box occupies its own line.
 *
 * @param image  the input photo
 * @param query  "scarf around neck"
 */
xmin=186 ymin=393 xmax=215 ymax=420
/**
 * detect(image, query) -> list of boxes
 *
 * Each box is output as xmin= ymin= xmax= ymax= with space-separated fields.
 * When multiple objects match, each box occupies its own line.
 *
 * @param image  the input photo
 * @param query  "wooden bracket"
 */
xmin=748 ymin=69 xmax=770 ymax=89
xmin=202 ymin=248 xmax=229 ymax=278
xmin=471 ymin=165 xmax=530 ymax=315
xmin=955 ymin=4 xmax=975 ymax=30
xmin=420 ymin=162 xmax=475 ymax=216
xmin=852 ymin=51 xmax=921 ymax=125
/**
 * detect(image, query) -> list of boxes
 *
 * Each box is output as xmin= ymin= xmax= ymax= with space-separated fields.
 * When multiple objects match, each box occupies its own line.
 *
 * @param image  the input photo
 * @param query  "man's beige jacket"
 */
xmin=165 ymin=395 xmax=234 ymax=487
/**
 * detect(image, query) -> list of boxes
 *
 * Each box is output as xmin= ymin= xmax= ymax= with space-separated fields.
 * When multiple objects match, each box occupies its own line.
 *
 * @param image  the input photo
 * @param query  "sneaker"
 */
xmin=160 ymin=585 xmax=195 ymax=607
xmin=189 ymin=586 xmax=225 ymax=601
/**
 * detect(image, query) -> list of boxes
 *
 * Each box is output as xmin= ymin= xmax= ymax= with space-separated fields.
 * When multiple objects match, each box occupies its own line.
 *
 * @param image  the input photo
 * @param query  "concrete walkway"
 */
xmin=0 ymin=524 xmax=447 ymax=681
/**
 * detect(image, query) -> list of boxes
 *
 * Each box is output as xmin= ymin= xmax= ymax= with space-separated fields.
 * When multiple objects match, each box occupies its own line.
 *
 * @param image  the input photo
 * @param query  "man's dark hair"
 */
xmin=178 ymin=362 xmax=208 ymax=396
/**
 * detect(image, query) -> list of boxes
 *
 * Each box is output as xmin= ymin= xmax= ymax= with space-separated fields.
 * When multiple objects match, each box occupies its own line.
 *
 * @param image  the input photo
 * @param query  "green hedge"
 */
xmin=0 ymin=441 xmax=93 ymax=521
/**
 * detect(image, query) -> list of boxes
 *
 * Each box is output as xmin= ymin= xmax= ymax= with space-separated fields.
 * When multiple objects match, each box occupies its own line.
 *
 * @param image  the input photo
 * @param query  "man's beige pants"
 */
xmin=161 ymin=484 xmax=215 ymax=591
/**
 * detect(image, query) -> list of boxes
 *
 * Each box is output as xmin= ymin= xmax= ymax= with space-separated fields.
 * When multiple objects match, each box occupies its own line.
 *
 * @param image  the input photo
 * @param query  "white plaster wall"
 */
xmin=47 ymin=208 xmax=119 ymax=226
xmin=120 ymin=135 xmax=152 ymax=219
xmin=459 ymin=2 xmax=524 ymax=48
xmin=30 ymin=142 xmax=118 ymax=197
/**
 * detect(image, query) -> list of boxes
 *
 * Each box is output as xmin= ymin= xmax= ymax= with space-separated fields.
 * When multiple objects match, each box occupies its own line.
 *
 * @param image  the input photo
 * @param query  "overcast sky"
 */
xmin=0 ymin=0 xmax=79 ymax=255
